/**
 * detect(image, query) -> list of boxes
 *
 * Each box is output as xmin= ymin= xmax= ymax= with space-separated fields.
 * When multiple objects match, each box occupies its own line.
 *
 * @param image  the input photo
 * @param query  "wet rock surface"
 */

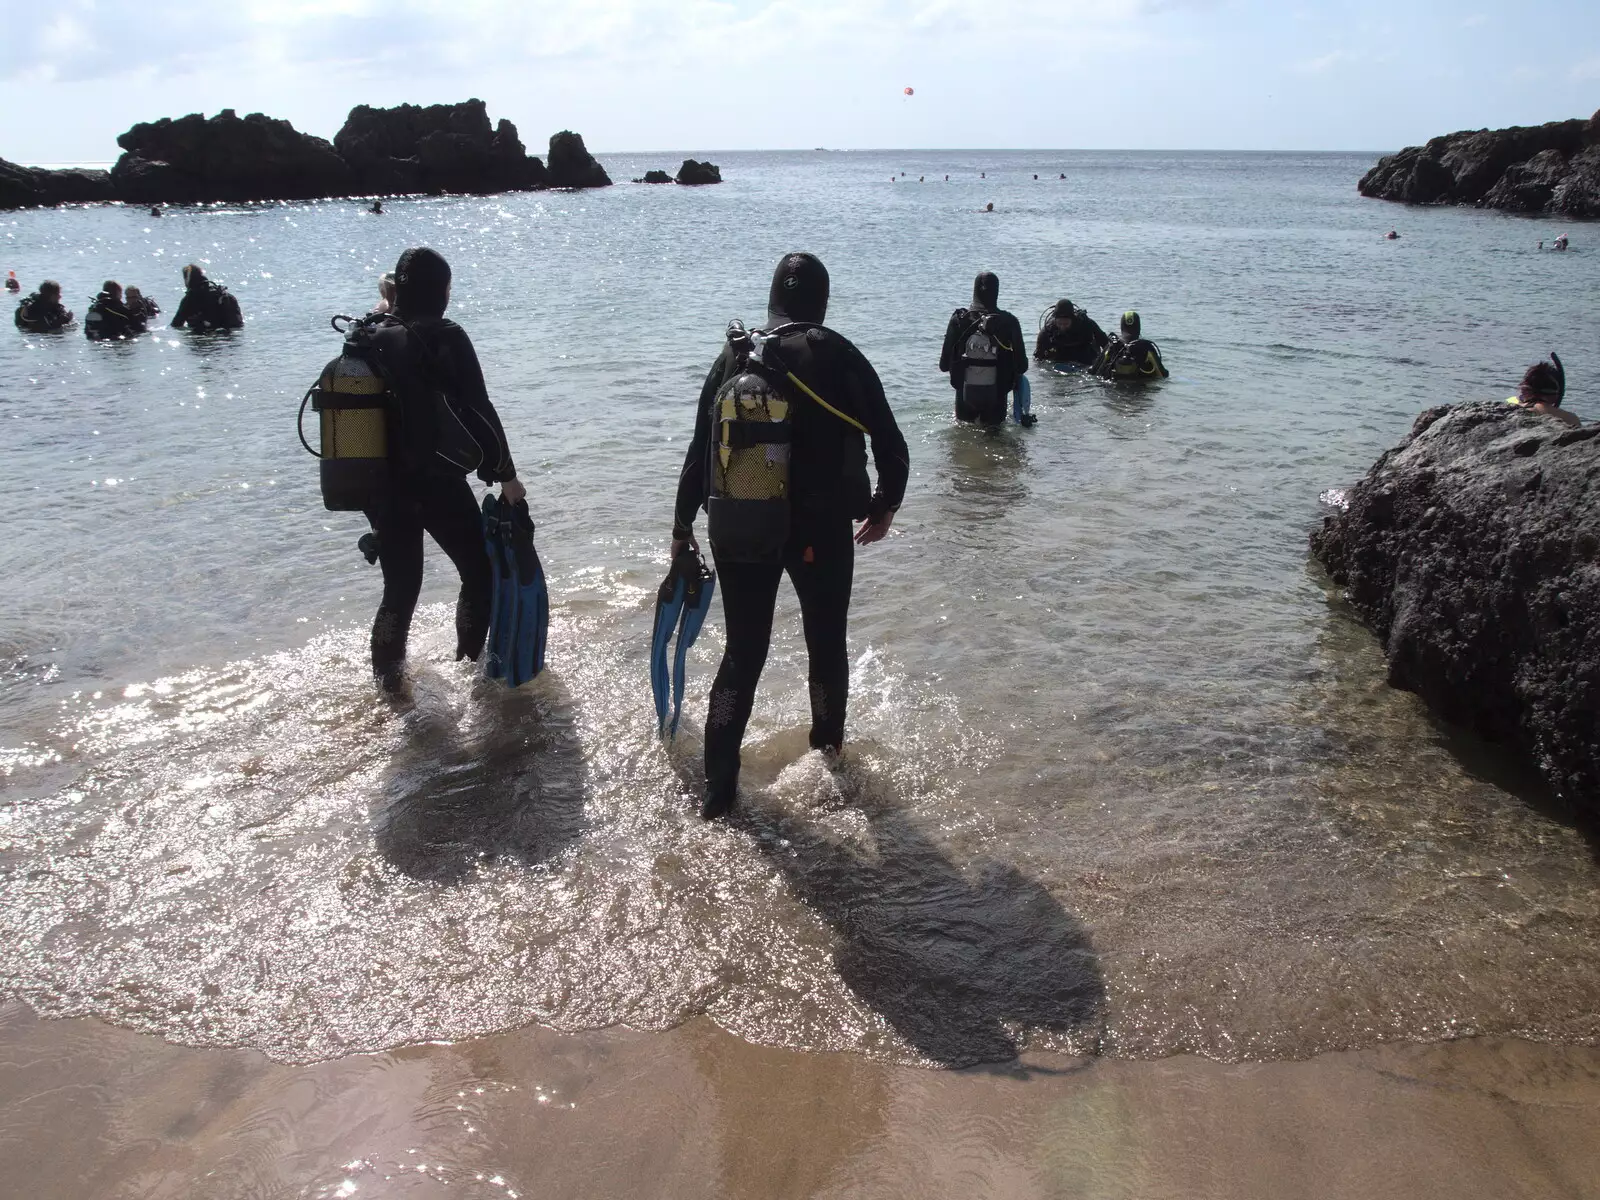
xmin=333 ymin=99 xmax=546 ymax=195
xmin=675 ymin=159 xmax=722 ymax=185
xmin=0 ymin=158 xmax=112 ymax=207
xmin=635 ymin=170 xmax=673 ymax=184
xmin=1311 ymin=402 xmax=1600 ymax=814
xmin=111 ymin=109 xmax=353 ymax=204
xmin=1358 ymin=111 xmax=1600 ymax=217
xmin=546 ymin=131 xmax=611 ymax=189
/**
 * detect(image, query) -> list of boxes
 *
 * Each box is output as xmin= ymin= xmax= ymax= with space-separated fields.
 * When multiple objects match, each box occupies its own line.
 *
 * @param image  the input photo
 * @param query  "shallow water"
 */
xmin=1 ymin=151 xmax=1597 ymax=1068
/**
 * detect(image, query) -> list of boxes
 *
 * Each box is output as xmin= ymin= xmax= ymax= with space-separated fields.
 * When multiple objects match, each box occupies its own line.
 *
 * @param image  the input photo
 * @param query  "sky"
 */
xmin=1 ymin=0 xmax=1597 ymax=163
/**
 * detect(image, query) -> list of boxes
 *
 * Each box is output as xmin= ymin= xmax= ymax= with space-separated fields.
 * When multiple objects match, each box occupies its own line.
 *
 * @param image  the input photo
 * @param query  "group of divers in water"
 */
xmin=11 ymin=244 xmax=1581 ymax=821
xmin=9 ymin=264 xmax=243 ymax=335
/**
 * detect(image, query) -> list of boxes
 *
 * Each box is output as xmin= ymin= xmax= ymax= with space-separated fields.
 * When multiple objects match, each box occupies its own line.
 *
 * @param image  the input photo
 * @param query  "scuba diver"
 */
xmin=84 ymin=281 xmax=141 ymax=340
xmin=14 ymin=280 xmax=73 ymax=332
xmin=5 ymin=271 xmax=19 ymax=293
xmin=1090 ymin=311 xmax=1169 ymax=381
xmin=123 ymin=287 xmax=160 ymax=325
xmin=170 ymin=264 xmax=244 ymax=331
xmin=939 ymin=270 xmax=1030 ymax=426
xmin=1034 ymin=299 xmax=1108 ymax=367
xmin=356 ymin=247 xmax=527 ymax=690
xmin=672 ymin=252 xmax=909 ymax=820
xmin=1507 ymin=354 xmax=1578 ymax=427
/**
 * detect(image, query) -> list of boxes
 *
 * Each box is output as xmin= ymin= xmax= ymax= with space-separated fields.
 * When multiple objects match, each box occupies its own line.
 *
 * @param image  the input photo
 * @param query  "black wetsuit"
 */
xmin=1034 ymin=309 xmax=1108 ymax=366
xmin=939 ymin=305 xmax=1028 ymax=424
xmin=674 ymin=324 xmax=909 ymax=808
xmin=1092 ymin=336 xmax=1169 ymax=380
xmin=171 ymin=280 xmax=242 ymax=330
xmin=84 ymin=293 xmax=139 ymax=340
xmin=14 ymin=294 xmax=72 ymax=332
xmin=359 ymin=316 xmax=517 ymax=680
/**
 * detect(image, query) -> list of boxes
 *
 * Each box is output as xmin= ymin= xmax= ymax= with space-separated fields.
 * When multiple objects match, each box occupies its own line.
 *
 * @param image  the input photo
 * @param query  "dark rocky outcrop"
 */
xmin=635 ymin=170 xmax=673 ymax=184
xmin=546 ymin=131 xmax=611 ymax=189
xmin=0 ymin=157 xmax=112 ymax=207
xmin=111 ymin=109 xmax=354 ymax=203
xmin=332 ymin=99 xmax=546 ymax=195
xmin=1359 ymin=111 xmax=1600 ymax=217
xmin=1311 ymin=402 xmax=1600 ymax=813
xmin=675 ymin=159 xmax=722 ymax=186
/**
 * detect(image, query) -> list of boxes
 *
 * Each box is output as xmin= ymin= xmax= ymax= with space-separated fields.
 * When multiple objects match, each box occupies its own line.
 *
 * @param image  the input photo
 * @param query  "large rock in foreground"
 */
xmin=112 ymin=109 xmax=354 ymax=203
xmin=333 ymin=99 xmax=546 ymax=195
xmin=546 ymin=131 xmax=611 ymax=189
xmin=1359 ymin=111 xmax=1600 ymax=217
xmin=1311 ymin=402 xmax=1599 ymax=812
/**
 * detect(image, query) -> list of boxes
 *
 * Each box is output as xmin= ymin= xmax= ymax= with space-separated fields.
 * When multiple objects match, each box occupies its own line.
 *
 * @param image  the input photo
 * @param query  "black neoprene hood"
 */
xmin=395 ymin=247 xmax=452 ymax=318
xmin=972 ymin=271 xmax=999 ymax=310
xmin=768 ymin=252 xmax=829 ymax=323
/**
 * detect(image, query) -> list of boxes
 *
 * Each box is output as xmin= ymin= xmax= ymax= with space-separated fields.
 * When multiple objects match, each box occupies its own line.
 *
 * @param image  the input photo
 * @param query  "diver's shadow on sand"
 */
xmin=737 ymin=772 xmax=1104 ymax=1068
xmin=373 ymin=671 xmax=588 ymax=884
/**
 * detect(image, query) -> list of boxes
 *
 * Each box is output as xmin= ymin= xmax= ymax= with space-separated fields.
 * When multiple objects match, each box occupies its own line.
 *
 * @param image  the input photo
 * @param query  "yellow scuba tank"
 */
xmin=706 ymin=321 xmax=793 ymax=563
xmin=297 ymin=315 xmax=393 ymax=511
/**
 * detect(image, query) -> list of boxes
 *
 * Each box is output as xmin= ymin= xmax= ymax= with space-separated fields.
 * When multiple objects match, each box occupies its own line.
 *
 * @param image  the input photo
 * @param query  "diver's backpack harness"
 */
xmin=705 ymin=320 xmax=867 ymax=564
xmin=298 ymin=314 xmax=486 ymax=512
xmin=951 ymin=307 xmax=1012 ymax=414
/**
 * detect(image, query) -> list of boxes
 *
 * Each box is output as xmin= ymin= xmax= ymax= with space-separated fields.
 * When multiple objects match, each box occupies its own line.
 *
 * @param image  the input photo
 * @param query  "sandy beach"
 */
xmin=4 ymin=1001 xmax=1598 ymax=1199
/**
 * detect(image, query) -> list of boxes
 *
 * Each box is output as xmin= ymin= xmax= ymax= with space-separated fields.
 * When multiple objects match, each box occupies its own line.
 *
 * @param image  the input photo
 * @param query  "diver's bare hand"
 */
xmin=500 ymin=477 xmax=527 ymax=506
xmin=671 ymin=533 xmax=698 ymax=559
xmin=854 ymin=512 xmax=894 ymax=545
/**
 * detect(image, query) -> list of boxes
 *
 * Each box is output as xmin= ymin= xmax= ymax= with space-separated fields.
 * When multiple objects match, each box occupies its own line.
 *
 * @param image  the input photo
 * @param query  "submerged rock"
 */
xmin=333 ymin=99 xmax=546 ymax=195
xmin=111 ymin=109 xmax=354 ymax=203
xmin=1310 ymin=402 xmax=1600 ymax=813
xmin=1358 ymin=110 xmax=1600 ymax=217
xmin=546 ymin=131 xmax=611 ymax=189
xmin=675 ymin=159 xmax=722 ymax=186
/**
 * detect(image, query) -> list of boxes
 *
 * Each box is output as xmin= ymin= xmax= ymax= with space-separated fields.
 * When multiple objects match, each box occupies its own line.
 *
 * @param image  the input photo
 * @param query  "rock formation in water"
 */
xmin=1310 ymin=402 xmax=1600 ymax=814
xmin=0 ymin=158 xmax=113 ymax=207
xmin=545 ymin=131 xmax=612 ymax=189
xmin=1358 ymin=110 xmax=1600 ymax=217
xmin=635 ymin=170 xmax=673 ymax=184
xmin=675 ymin=159 xmax=722 ymax=185
xmin=332 ymin=99 xmax=546 ymax=195
xmin=0 ymin=101 xmax=621 ymax=208
xmin=111 ymin=109 xmax=355 ymax=203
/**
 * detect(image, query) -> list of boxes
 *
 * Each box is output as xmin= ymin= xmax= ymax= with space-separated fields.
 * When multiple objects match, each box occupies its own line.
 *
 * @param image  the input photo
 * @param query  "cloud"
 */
xmin=1294 ymin=49 xmax=1349 ymax=75
xmin=1 ymin=0 xmax=1175 ymax=84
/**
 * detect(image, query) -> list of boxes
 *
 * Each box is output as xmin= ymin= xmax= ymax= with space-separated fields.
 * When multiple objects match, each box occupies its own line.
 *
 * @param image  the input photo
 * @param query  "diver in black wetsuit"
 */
xmin=939 ymin=270 xmax=1029 ymax=425
xmin=123 ymin=287 xmax=160 ymax=325
xmin=14 ymin=280 xmax=73 ymax=331
xmin=1091 ymin=311 xmax=1169 ymax=381
xmin=1034 ymin=298 xmax=1108 ymax=367
xmin=361 ymin=246 xmax=527 ymax=689
xmin=84 ymin=281 xmax=140 ymax=340
xmin=170 ymin=264 xmax=243 ymax=331
xmin=672 ymin=253 xmax=910 ymax=820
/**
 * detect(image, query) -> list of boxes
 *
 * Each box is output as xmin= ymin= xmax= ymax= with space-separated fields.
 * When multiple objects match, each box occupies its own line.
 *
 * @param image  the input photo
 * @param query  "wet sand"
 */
xmin=3 ymin=1003 xmax=1597 ymax=1199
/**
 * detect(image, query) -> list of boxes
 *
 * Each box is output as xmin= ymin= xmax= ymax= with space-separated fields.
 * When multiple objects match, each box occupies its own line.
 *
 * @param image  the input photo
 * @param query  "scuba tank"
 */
xmin=298 ymin=315 xmax=392 ymax=511
xmin=958 ymin=313 xmax=1001 ymax=414
xmin=706 ymin=320 xmax=793 ymax=563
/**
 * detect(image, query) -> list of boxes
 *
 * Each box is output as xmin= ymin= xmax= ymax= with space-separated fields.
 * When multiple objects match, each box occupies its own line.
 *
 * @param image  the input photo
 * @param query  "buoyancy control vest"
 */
xmin=705 ymin=320 xmax=868 ymax=563
xmin=297 ymin=314 xmax=483 ymax=511
xmin=952 ymin=308 xmax=1013 ymax=418
xmin=1093 ymin=337 xmax=1167 ymax=381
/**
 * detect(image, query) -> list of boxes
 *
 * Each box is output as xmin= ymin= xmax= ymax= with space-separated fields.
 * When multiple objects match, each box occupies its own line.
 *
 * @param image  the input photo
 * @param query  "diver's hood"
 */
xmin=395 ymin=246 xmax=452 ymax=319
xmin=972 ymin=271 xmax=999 ymax=311
xmin=767 ymin=252 xmax=828 ymax=324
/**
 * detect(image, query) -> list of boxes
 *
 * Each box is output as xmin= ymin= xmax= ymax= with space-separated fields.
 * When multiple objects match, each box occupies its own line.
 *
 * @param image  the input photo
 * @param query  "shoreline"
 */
xmin=4 ymin=1001 xmax=1599 ymax=1198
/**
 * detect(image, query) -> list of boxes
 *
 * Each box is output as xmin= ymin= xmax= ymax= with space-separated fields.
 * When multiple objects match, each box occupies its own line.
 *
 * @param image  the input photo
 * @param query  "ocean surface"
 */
xmin=1 ymin=150 xmax=1596 ymax=1069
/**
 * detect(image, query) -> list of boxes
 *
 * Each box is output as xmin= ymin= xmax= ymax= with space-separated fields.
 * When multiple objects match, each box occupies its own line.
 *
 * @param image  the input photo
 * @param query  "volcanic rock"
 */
xmin=111 ymin=109 xmax=354 ymax=203
xmin=0 ymin=157 xmax=113 ymax=208
xmin=1310 ymin=402 xmax=1600 ymax=813
xmin=333 ymin=99 xmax=546 ymax=195
xmin=675 ymin=159 xmax=722 ymax=185
xmin=636 ymin=170 xmax=672 ymax=184
xmin=546 ymin=131 xmax=611 ymax=189
xmin=1358 ymin=110 xmax=1600 ymax=217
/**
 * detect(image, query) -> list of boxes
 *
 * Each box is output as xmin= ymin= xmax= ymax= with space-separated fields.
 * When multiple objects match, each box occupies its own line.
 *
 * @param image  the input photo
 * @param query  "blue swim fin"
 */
xmin=651 ymin=547 xmax=715 ymax=738
xmin=669 ymin=555 xmax=715 ymax=738
xmin=482 ymin=493 xmax=547 ymax=687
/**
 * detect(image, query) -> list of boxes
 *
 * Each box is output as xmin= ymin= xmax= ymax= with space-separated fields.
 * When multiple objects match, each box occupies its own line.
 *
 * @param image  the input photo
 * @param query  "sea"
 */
xmin=1 ymin=149 xmax=1597 ymax=1071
